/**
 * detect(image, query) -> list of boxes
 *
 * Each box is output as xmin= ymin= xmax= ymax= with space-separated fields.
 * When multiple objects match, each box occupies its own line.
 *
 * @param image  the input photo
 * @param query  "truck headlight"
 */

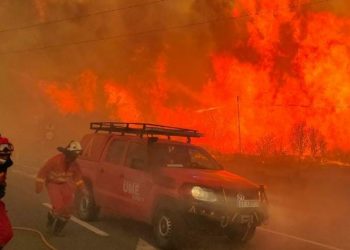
xmin=191 ymin=186 xmax=217 ymax=202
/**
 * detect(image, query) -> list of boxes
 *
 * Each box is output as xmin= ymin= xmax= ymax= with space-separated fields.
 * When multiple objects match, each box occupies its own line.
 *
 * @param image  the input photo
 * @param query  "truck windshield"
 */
xmin=150 ymin=144 xmax=222 ymax=170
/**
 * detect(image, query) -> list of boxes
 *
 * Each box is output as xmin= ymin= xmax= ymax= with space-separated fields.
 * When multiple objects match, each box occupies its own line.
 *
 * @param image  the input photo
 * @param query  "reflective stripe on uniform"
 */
xmin=49 ymin=172 xmax=73 ymax=178
xmin=47 ymin=172 xmax=73 ymax=183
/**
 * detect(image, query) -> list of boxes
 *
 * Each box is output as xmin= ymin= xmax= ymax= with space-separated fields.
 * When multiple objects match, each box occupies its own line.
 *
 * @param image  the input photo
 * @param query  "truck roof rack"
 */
xmin=90 ymin=122 xmax=202 ymax=143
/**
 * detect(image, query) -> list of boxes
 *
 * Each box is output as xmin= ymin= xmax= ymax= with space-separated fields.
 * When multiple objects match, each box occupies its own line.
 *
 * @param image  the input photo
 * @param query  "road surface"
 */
xmin=3 ymin=164 xmax=349 ymax=250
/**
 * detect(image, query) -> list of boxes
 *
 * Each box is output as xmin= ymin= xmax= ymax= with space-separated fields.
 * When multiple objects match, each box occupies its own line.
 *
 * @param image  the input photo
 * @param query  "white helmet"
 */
xmin=66 ymin=140 xmax=82 ymax=153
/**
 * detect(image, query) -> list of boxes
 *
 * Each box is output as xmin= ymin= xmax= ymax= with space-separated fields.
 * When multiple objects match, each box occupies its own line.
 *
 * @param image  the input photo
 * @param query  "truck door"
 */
xmin=94 ymin=138 xmax=129 ymax=215
xmin=121 ymin=141 xmax=154 ymax=221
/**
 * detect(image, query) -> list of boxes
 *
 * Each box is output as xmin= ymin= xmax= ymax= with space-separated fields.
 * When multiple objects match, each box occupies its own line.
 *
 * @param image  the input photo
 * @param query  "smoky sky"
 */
xmin=0 ymin=0 xmax=345 ymax=90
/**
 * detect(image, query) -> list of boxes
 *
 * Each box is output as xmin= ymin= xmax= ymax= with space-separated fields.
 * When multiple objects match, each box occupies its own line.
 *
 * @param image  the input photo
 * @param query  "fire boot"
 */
xmin=52 ymin=217 xmax=68 ymax=237
xmin=46 ymin=211 xmax=55 ymax=232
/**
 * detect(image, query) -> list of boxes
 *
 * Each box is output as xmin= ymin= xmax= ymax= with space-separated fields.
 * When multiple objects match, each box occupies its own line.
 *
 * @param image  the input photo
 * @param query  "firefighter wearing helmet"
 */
xmin=0 ymin=135 xmax=14 ymax=249
xmin=35 ymin=140 xmax=87 ymax=236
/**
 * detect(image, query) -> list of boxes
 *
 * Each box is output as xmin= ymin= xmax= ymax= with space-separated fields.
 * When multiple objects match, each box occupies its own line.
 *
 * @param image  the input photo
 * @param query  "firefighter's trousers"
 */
xmin=47 ymin=182 xmax=75 ymax=218
xmin=0 ymin=200 xmax=13 ymax=247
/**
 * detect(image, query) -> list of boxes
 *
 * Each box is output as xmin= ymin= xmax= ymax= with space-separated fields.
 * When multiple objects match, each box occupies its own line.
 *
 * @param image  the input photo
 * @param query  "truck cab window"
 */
xmin=105 ymin=140 xmax=127 ymax=165
xmin=126 ymin=143 xmax=148 ymax=170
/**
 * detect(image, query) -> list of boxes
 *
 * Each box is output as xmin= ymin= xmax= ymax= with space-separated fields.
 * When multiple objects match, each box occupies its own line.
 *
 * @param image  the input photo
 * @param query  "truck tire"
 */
xmin=224 ymin=224 xmax=256 ymax=243
xmin=153 ymin=209 xmax=186 ymax=249
xmin=75 ymin=188 xmax=98 ymax=221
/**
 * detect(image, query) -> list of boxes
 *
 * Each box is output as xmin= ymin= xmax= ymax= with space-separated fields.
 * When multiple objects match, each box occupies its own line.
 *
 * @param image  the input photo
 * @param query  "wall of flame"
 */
xmin=1 ymin=0 xmax=349 ymax=155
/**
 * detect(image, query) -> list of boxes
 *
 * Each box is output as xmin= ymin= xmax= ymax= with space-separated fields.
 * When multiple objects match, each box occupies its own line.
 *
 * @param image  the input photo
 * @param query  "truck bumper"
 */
xmin=182 ymin=200 xmax=268 ymax=229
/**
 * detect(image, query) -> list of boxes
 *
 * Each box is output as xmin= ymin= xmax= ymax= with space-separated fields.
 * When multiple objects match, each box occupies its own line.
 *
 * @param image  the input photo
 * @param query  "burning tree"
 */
xmin=290 ymin=121 xmax=308 ymax=158
xmin=308 ymin=127 xmax=327 ymax=159
xmin=290 ymin=123 xmax=327 ymax=160
xmin=256 ymin=133 xmax=288 ymax=162
xmin=256 ymin=134 xmax=277 ymax=158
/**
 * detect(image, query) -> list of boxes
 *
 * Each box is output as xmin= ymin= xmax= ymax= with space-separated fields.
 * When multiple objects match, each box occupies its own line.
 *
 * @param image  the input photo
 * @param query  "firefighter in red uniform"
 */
xmin=35 ymin=140 xmax=86 ymax=236
xmin=0 ymin=136 xmax=14 ymax=249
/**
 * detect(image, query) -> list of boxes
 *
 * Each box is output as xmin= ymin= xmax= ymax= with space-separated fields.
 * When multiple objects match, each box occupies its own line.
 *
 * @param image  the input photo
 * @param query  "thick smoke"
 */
xmin=0 ymin=0 xmax=349 ymax=158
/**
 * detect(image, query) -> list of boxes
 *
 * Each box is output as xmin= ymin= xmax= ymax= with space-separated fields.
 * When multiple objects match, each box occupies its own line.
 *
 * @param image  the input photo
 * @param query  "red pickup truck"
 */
xmin=75 ymin=122 xmax=268 ymax=249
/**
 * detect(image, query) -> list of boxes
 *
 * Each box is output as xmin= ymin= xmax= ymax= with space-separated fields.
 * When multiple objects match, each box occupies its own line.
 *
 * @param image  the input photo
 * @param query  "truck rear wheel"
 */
xmin=224 ymin=223 xmax=256 ymax=243
xmin=153 ymin=209 xmax=186 ymax=249
xmin=75 ymin=188 xmax=98 ymax=221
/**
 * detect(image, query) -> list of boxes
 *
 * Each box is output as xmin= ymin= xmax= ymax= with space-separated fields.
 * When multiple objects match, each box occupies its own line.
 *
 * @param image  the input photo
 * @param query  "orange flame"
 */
xmin=40 ymin=71 xmax=97 ymax=115
xmin=39 ymin=0 xmax=350 ymax=154
xmin=104 ymin=81 xmax=141 ymax=122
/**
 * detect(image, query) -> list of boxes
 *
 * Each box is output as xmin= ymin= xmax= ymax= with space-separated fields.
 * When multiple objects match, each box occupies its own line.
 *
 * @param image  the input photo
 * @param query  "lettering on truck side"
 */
xmin=123 ymin=180 xmax=144 ymax=202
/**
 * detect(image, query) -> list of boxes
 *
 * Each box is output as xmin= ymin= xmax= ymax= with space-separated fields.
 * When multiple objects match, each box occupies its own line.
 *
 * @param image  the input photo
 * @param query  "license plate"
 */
xmin=238 ymin=200 xmax=260 ymax=208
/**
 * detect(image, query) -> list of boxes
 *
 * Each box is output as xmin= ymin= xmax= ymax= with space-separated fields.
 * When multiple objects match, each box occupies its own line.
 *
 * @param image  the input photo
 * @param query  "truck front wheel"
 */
xmin=75 ymin=188 xmax=98 ymax=221
xmin=153 ymin=209 xmax=186 ymax=249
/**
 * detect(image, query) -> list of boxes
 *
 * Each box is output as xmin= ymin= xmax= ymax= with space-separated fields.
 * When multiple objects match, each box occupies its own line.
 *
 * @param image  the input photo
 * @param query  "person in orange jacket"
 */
xmin=0 ymin=136 xmax=14 ymax=249
xmin=35 ymin=140 xmax=87 ymax=236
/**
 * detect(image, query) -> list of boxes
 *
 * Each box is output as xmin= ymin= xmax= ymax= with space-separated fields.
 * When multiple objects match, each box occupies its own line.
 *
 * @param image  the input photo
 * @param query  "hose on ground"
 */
xmin=12 ymin=227 xmax=57 ymax=250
